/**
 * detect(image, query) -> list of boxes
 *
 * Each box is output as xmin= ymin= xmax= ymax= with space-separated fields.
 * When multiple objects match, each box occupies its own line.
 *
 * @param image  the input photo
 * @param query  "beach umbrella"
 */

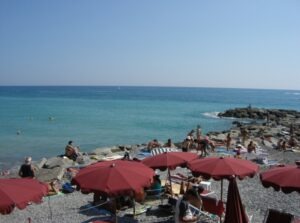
xmin=142 ymin=152 xmax=198 ymax=194
xmin=72 ymin=160 xmax=154 ymax=196
xmin=260 ymin=161 xmax=300 ymax=194
xmin=72 ymin=160 xmax=154 ymax=222
xmin=224 ymin=178 xmax=249 ymax=223
xmin=142 ymin=152 xmax=198 ymax=170
xmin=0 ymin=178 xmax=48 ymax=215
xmin=187 ymin=157 xmax=258 ymax=200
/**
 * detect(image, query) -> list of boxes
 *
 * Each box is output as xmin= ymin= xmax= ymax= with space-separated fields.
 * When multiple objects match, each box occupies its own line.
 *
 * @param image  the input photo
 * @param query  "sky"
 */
xmin=0 ymin=1 xmax=300 ymax=90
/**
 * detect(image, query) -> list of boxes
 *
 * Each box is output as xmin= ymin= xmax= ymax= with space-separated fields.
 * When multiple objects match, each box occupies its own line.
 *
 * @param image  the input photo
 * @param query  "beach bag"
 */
xmin=62 ymin=182 xmax=75 ymax=193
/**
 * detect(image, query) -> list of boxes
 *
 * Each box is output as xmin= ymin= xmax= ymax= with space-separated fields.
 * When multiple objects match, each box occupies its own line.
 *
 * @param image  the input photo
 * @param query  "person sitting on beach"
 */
xmin=122 ymin=148 xmax=130 ymax=160
xmin=19 ymin=157 xmax=35 ymax=178
xmin=164 ymin=138 xmax=176 ymax=148
xmin=65 ymin=140 xmax=79 ymax=161
xmin=288 ymin=136 xmax=297 ymax=147
xmin=247 ymin=141 xmax=257 ymax=153
xmin=47 ymin=180 xmax=60 ymax=196
xmin=147 ymin=175 xmax=162 ymax=196
xmin=182 ymin=136 xmax=192 ymax=152
xmin=187 ymin=130 xmax=195 ymax=141
xmin=175 ymin=189 xmax=202 ymax=223
xmin=276 ymin=139 xmax=283 ymax=150
xmin=281 ymin=141 xmax=287 ymax=151
xmin=147 ymin=139 xmax=161 ymax=150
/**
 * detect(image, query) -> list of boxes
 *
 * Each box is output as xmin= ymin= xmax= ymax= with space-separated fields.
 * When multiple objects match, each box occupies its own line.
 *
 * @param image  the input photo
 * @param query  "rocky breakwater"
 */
xmin=219 ymin=107 xmax=300 ymax=140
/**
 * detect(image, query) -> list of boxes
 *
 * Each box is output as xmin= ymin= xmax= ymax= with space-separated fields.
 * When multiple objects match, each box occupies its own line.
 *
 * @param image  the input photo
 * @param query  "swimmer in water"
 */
xmin=17 ymin=130 xmax=21 ymax=135
xmin=48 ymin=116 xmax=55 ymax=121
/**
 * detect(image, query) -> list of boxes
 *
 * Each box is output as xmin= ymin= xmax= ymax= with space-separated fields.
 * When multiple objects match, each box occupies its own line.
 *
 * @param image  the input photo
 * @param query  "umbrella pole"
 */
xmin=168 ymin=169 xmax=173 ymax=196
xmin=221 ymin=179 xmax=223 ymax=201
xmin=114 ymin=198 xmax=118 ymax=223
xmin=133 ymin=197 xmax=136 ymax=218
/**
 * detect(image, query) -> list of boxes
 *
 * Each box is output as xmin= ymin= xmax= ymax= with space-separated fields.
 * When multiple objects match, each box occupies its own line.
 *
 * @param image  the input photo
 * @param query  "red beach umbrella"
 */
xmin=72 ymin=160 xmax=154 ymax=196
xmin=0 ymin=178 xmax=48 ymax=215
xmin=142 ymin=152 xmax=198 ymax=194
xmin=260 ymin=161 xmax=300 ymax=194
xmin=224 ymin=178 xmax=249 ymax=223
xmin=187 ymin=157 xmax=258 ymax=200
xmin=142 ymin=152 xmax=198 ymax=170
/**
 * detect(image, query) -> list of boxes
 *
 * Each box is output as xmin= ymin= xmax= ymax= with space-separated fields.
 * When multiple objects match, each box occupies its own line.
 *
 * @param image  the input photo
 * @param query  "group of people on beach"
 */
xmin=18 ymin=140 xmax=80 ymax=179
xmin=147 ymin=138 xmax=176 ymax=150
xmin=146 ymin=125 xmax=217 ymax=157
xmin=182 ymin=126 xmax=215 ymax=157
xmin=276 ymin=137 xmax=297 ymax=151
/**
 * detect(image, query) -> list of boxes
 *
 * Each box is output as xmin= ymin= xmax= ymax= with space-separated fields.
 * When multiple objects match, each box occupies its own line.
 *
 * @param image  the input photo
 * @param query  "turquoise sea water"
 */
xmin=1 ymin=86 xmax=300 ymax=169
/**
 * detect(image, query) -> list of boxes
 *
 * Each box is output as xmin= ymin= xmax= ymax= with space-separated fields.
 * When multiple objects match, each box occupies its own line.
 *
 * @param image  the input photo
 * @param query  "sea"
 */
xmin=1 ymin=86 xmax=300 ymax=169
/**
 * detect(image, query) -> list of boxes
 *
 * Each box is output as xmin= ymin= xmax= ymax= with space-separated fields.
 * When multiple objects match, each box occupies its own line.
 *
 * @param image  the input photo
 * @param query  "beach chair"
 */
xmin=201 ymin=196 xmax=225 ymax=222
xmin=144 ymin=187 xmax=167 ymax=204
xmin=169 ymin=174 xmax=215 ymax=197
xmin=168 ymin=196 xmax=224 ymax=222
xmin=263 ymin=209 xmax=294 ymax=223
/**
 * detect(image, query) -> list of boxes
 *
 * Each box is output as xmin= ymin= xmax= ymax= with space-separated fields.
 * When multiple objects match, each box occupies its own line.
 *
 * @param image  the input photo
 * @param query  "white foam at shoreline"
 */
xmin=202 ymin=111 xmax=220 ymax=119
xmin=203 ymin=111 xmax=236 ymax=120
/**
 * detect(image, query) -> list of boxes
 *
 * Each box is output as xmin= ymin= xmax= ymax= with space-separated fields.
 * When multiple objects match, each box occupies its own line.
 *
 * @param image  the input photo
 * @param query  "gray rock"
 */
xmin=35 ymin=166 xmax=65 ymax=182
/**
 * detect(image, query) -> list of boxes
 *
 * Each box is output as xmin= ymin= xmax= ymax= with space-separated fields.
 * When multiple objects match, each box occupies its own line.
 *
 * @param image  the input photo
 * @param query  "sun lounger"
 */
xmin=144 ymin=187 xmax=167 ymax=204
xmin=168 ymin=196 xmax=221 ymax=222
xmin=200 ymin=196 xmax=225 ymax=221
xmin=170 ymin=174 xmax=214 ymax=194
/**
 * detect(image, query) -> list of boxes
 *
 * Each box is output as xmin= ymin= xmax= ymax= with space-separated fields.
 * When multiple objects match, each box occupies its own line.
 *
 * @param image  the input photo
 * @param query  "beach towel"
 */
xmin=151 ymin=147 xmax=177 ymax=156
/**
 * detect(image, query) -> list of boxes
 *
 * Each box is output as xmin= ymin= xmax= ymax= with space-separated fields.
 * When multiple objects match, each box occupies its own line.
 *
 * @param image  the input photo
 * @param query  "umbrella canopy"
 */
xmin=72 ymin=160 xmax=154 ymax=196
xmin=142 ymin=152 xmax=198 ymax=170
xmin=187 ymin=157 xmax=259 ymax=180
xmin=0 ymin=178 xmax=48 ymax=215
xmin=224 ymin=178 xmax=248 ymax=223
xmin=188 ymin=157 xmax=259 ymax=201
xmin=260 ymin=162 xmax=300 ymax=194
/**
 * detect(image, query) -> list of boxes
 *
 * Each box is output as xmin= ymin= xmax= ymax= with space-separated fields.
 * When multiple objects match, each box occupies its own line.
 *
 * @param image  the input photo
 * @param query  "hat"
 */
xmin=25 ymin=157 xmax=32 ymax=164
xmin=186 ymin=136 xmax=191 ymax=140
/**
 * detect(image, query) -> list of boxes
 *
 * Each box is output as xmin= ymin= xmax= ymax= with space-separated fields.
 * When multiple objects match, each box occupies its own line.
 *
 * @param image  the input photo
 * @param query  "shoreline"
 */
xmin=1 ymin=107 xmax=300 ymax=222
xmin=2 ymin=107 xmax=300 ymax=178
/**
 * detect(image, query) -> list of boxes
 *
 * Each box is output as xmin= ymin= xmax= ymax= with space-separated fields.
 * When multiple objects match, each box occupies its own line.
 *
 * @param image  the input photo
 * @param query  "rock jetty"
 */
xmin=219 ymin=107 xmax=300 ymax=139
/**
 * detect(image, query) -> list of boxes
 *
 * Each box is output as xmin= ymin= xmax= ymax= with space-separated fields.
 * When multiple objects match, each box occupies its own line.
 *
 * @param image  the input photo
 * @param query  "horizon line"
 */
xmin=0 ymin=84 xmax=299 ymax=91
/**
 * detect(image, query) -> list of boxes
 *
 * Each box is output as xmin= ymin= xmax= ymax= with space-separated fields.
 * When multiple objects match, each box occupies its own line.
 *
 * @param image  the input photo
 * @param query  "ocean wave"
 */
xmin=202 ymin=112 xmax=220 ymax=119
xmin=203 ymin=111 xmax=238 ymax=120
xmin=285 ymin=92 xmax=300 ymax=95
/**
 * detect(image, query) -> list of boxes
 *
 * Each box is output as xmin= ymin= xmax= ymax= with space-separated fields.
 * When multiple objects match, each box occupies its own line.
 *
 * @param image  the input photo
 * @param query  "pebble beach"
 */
xmin=1 ymin=107 xmax=300 ymax=223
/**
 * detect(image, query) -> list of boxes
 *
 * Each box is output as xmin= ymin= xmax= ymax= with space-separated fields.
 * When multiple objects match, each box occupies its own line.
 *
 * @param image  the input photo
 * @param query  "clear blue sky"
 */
xmin=0 ymin=1 xmax=299 ymax=89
